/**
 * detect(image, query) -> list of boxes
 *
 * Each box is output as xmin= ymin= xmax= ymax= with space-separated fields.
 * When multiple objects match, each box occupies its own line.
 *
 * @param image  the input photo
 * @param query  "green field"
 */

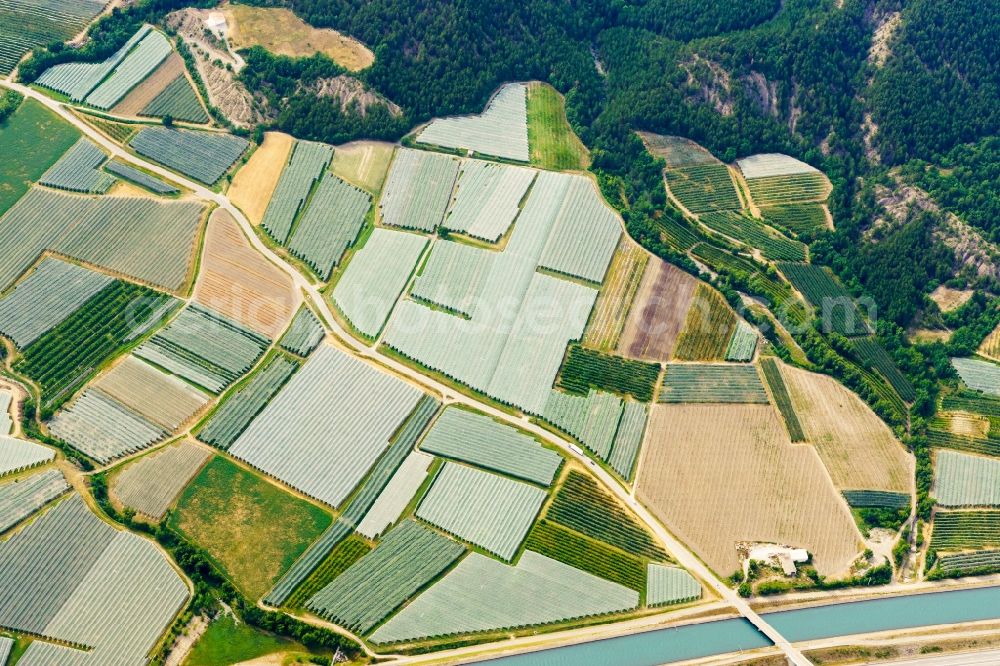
xmin=184 ymin=615 xmax=304 ymax=666
xmin=527 ymin=82 xmax=589 ymax=171
xmin=170 ymin=456 xmax=332 ymax=600
xmin=0 ymin=98 xmax=80 ymax=214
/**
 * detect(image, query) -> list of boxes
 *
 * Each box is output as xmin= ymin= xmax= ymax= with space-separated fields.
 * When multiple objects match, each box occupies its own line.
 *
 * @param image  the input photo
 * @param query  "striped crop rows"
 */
xmin=646 ymin=564 xmax=701 ymax=607
xmin=542 ymin=389 xmax=623 ymax=459
xmin=141 ymin=74 xmax=208 ymax=123
xmin=379 ymin=148 xmax=459 ymax=232
xmin=135 ymin=304 xmax=269 ymax=394
xmin=0 ymin=257 xmax=112 ymax=349
xmin=0 ymin=187 xmax=205 ymax=292
xmin=525 ymin=519 xmax=647 ymax=591
xmin=85 ymin=29 xmax=171 ymax=110
xmin=104 ymin=159 xmax=178 ymax=194
xmin=0 ymin=494 xmax=188 ymax=664
xmin=331 ymin=228 xmax=428 ymax=338
xmin=557 ymin=345 xmax=660 ymax=402
xmin=745 ymin=172 xmax=830 ymax=206
xmin=547 ymin=471 xmax=667 ymax=560
xmin=15 ymin=280 xmax=176 ymax=407
xmin=841 ymin=490 xmax=911 ymax=509
xmin=198 ymin=353 xmax=299 ymax=449
xmin=0 ymin=0 xmax=107 ymax=75
xmin=419 ymin=407 xmax=562 ymax=486
xmin=370 ymin=551 xmax=638 ymax=644
xmin=36 ymin=26 xmax=152 ymax=102
xmin=537 ymin=177 xmax=622 ymax=284
xmin=356 ymin=451 xmax=434 ymax=539
xmin=265 ymin=395 xmax=439 ymax=606
xmin=410 ymin=239 xmax=494 ymax=317
xmin=607 ymin=401 xmax=648 ymax=480
xmin=307 ymin=519 xmax=466 ymax=634
xmin=38 ymin=138 xmax=116 ymax=193
xmin=417 ymin=83 xmax=529 ymax=162
xmin=672 ymin=283 xmax=738 ymax=361
xmin=659 ymin=364 xmax=769 ymax=404
xmin=262 ymin=141 xmax=333 ymax=244
xmin=926 ymin=429 xmax=1000 ymax=458
xmin=698 ymin=210 xmax=806 ymax=262
xmin=0 ymin=435 xmax=54 ymax=477
xmin=852 ymin=337 xmax=916 ymax=401
xmin=130 ymin=126 xmax=249 ymax=184
xmin=778 ymin=262 xmax=868 ymax=337
xmin=444 ymin=160 xmax=535 ymax=242
xmin=935 ymin=450 xmax=1000 ymax=507
xmin=0 ymin=468 xmax=68 ymax=533
xmin=287 ymin=172 xmax=371 ymax=279
xmin=93 ymin=355 xmax=209 ymax=430
xmin=229 ymin=344 xmax=423 ymax=507
xmin=938 ymin=549 xmax=1000 ymax=574
xmin=285 ymin=536 xmax=372 ymax=609
xmin=760 ymin=358 xmax=805 ymax=441
xmin=664 ymin=164 xmax=741 ymax=213
xmin=725 ymin=320 xmax=759 ymax=362
xmin=111 ymin=440 xmax=211 ymax=519
xmin=761 ymin=203 xmax=828 ymax=236
xmin=49 ymin=389 xmax=166 ymax=462
xmin=417 ymin=462 xmax=547 ymax=561
xmin=932 ymin=510 xmax=1000 ymax=551
xmin=280 ymin=307 xmax=325 ymax=357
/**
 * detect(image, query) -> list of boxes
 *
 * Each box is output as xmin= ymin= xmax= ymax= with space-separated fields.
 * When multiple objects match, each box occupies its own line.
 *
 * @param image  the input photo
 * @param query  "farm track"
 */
xmin=3 ymin=80 xmax=813 ymax=666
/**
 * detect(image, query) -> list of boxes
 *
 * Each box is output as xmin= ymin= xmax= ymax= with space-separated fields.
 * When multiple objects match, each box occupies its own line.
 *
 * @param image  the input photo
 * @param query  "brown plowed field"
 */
xmin=637 ymin=403 xmax=863 ymax=578
xmin=193 ymin=209 xmax=299 ymax=338
xmin=618 ymin=258 xmax=698 ymax=361
xmin=112 ymin=52 xmax=186 ymax=117
xmin=780 ymin=363 xmax=914 ymax=493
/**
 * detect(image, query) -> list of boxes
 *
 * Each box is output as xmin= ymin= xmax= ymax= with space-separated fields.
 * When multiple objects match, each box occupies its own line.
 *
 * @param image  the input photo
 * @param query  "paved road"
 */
xmin=2 ymin=80 xmax=812 ymax=666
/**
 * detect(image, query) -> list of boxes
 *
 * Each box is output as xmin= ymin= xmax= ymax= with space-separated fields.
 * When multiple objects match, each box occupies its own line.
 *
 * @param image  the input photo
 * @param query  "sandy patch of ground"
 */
xmin=193 ymin=209 xmax=299 ymax=338
xmin=225 ymin=4 xmax=374 ymax=72
xmin=164 ymin=614 xmax=209 ymax=666
xmin=112 ymin=52 xmax=186 ymax=117
xmin=930 ymin=286 xmax=974 ymax=313
xmin=637 ymin=403 xmax=864 ymax=578
xmin=867 ymin=11 xmax=901 ymax=69
xmin=780 ymin=362 xmax=913 ymax=494
xmin=107 ymin=180 xmax=156 ymax=198
xmin=330 ymin=140 xmax=395 ymax=195
xmin=306 ymin=75 xmax=402 ymax=117
xmin=618 ymin=258 xmax=698 ymax=361
xmin=167 ymin=8 xmax=268 ymax=128
xmin=942 ymin=412 xmax=991 ymax=439
xmin=229 ymin=132 xmax=294 ymax=225
xmin=910 ymin=328 xmax=952 ymax=344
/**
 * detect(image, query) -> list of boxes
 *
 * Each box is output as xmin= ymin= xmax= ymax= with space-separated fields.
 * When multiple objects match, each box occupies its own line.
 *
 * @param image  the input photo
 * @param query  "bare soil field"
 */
xmin=637 ymin=403 xmax=863 ymax=577
xmin=229 ymin=132 xmax=294 ymax=225
xmin=942 ymin=412 xmax=991 ymax=439
xmin=193 ymin=209 xmax=299 ymax=338
xmin=780 ymin=363 xmax=913 ymax=493
xmin=583 ymin=237 xmax=648 ymax=351
xmin=225 ymin=4 xmax=374 ymax=72
xmin=930 ymin=285 xmax=974 ymax=313
xmin=330 ymin=140 xmax=395 ymax=194
xmin=618 ymin=258 xmax=698 ymax=361
xmin=111 ymin=52 xmax=186 ymax=117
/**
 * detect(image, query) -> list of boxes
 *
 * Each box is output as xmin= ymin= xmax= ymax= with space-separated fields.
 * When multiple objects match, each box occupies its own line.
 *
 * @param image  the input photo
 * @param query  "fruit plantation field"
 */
xmin=637 ymin=403 xmax=863 ymax=577
xmin=583 ymin=238 xmax=648 ymax=351
xmin=170 ymin=455 xmax=332 ymax=600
